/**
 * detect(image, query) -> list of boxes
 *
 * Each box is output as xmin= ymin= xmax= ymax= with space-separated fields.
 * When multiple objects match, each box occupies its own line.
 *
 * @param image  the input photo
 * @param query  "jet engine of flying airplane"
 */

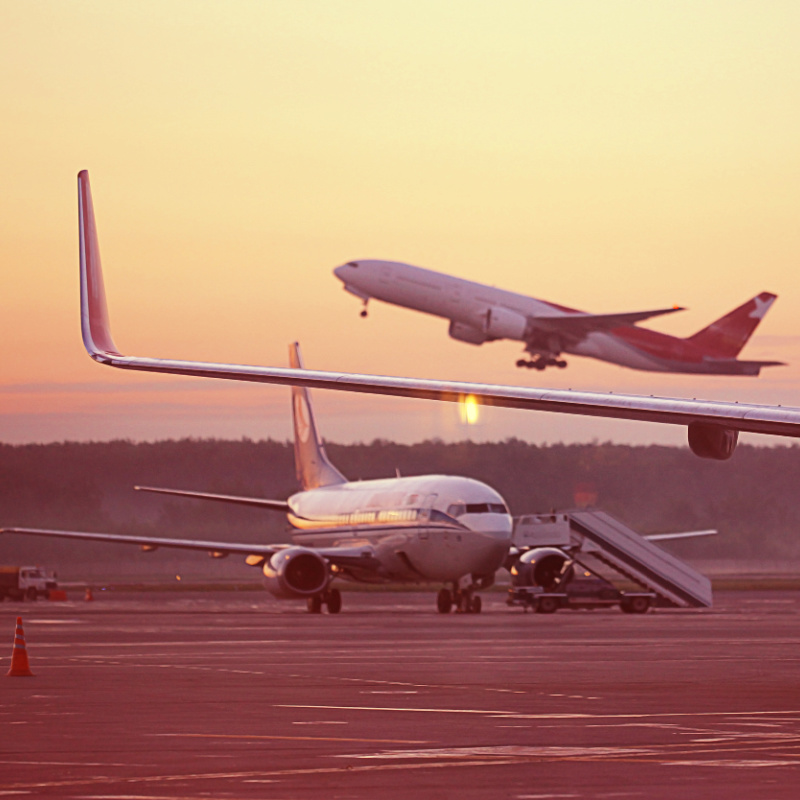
xmin=333 ymin=260 xmax=782 ymax=376
xmin=2 ymin=344 xmax=514 ymax=614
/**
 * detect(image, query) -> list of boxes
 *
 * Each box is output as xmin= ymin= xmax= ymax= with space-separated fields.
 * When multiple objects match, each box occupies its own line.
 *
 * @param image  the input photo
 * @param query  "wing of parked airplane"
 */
xmin=134 ymin=485 xmax=291 ymax=511
xmin=77 ymin=170 xmax=800 ymax=460
xmin=0 ymin=525 xmax=378 ymax=571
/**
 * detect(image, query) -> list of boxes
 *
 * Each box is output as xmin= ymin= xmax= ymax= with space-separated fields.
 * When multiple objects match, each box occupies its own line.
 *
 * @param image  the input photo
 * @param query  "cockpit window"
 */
xmin=347 ymin=261 xmax=359 ymax=267
xmin=447 ymin=502 xmax=508 ymax=517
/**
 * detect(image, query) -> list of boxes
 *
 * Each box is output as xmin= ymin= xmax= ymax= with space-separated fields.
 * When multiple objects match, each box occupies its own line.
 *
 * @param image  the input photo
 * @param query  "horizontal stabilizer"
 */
xmin=134 ymin=486 xmax=290 ymax=512
xmin=700 ymin=359 xmax=785 ymax=376
xmin=645 ymin=529 xmax=717 ymax=542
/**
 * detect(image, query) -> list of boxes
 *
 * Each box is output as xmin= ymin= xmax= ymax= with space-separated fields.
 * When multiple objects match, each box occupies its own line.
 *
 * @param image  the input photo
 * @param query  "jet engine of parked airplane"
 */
xmin=511 ymin=547 xmax=570 ymax=591
xmin=261 ymin=547 xmax=330 ymax=599
xmin=687 ymin=422 xmax=739 ymax=461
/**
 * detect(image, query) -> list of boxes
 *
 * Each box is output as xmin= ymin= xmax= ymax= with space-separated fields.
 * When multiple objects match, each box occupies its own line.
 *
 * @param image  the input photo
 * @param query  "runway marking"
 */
xmin=153 ymin=732 xmax=431 ymax=745
xmin=6 ymin=737 xmax=800 ymax=793
xmin=339 ymin=745 xmax=654 ymax=760
xmin=2 ymin=759 xmax=537 ymax=791
xmin=336 ymin=675 xmax=527 ymax=695
xmin=515 ymin=795 xmax=580 ymax=799
xmin=0 ymin=760 xmax=137 ymax=767
xmin=665 ymin=759 xmax=799 ymax=768
xmin=277 ymin=704 xmax=800 ymax=721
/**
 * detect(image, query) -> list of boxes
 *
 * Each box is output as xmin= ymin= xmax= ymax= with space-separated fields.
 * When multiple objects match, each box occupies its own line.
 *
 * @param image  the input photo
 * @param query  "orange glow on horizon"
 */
xmin=1 ymin=2 xmax=799 ymax=446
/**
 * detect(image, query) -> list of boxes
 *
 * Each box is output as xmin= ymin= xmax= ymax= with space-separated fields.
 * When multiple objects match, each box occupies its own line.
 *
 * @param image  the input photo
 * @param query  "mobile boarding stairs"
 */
xmin=508 ymin=510 xmax=713 ymax=613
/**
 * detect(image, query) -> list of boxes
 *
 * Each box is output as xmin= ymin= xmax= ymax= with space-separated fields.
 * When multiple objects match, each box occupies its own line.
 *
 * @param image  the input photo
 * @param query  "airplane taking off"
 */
xmin=2 ymin=345 xmax=513 ymax=614
xmin=334 ymin=260 xmax=782 ymax=376
xmin=44 ymin=171 xmax=800 ymax=463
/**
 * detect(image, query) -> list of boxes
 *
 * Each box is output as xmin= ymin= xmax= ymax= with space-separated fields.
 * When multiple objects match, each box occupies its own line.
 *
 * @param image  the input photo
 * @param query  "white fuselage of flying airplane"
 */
xmin=286 ymin=474 xmax=512 ymax=584
xmin=333 ymin=260 xmax=779 ymax=376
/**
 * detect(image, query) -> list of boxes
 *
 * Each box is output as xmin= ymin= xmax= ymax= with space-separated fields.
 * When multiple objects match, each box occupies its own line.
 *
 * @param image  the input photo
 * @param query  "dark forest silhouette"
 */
xmin=2 ymin=439 xmax=799 ymax=574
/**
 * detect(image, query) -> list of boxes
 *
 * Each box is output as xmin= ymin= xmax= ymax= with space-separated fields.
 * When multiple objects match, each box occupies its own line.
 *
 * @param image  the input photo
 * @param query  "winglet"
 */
xmin=78 ymin=170 xmax=120 ymax=360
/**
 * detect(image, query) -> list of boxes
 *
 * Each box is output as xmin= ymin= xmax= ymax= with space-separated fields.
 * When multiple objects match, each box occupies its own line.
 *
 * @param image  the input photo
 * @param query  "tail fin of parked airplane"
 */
xmin=289 ymin=343 xmax=347 ymax=490
xmin=687 ymin=292 xmax=778 ymax=358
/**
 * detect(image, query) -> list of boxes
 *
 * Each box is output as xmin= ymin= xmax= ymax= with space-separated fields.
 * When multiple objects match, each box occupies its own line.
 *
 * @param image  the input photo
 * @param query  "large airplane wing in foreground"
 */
xmin=77 ymin=171 xmax=800 ymax=460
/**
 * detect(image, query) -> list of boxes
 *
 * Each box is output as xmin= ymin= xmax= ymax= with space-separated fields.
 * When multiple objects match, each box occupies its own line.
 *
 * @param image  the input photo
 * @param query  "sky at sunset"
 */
xmin=2 ymin=1 xmax=800 ymax=449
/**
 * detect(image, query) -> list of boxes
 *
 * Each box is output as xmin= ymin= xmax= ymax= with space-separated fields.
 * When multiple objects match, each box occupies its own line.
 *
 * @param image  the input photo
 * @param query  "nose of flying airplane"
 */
xmin=333 ymin=262 xmax=357 ymax=281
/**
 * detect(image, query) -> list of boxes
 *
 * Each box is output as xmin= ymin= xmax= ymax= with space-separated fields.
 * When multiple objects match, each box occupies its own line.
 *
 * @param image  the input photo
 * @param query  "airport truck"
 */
xmin=507 ymin=558 xmax=655 ymax=614
xmin=0 ymin=566 xmax=58 ymax=601
xmin=507 ymin=574 xmax=655 ymax=613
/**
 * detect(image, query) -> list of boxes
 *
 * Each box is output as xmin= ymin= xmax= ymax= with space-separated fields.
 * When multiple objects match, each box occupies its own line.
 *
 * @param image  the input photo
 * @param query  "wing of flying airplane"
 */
xmin=528 ymin=307 xmax=685 ymax=342
xmin=77 ymin=170 xmax=800 ymax=460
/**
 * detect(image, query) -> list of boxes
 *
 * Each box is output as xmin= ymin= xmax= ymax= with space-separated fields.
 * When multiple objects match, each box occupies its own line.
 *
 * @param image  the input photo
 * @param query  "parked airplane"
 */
xmin=334 ymin=260 xmax=781 ymax=375
xmin=65 ymin=171 xmax=800 ymax=462
xmin=2 ymin=345 xmax=513 ymax=614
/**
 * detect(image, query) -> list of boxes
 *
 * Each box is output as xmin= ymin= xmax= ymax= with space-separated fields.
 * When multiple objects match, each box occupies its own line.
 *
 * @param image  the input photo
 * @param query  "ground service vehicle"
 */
xmin=0 ymin=566 xmax=58 ymax=601
xmin=507 ymin=560 xmax=655 ymax=614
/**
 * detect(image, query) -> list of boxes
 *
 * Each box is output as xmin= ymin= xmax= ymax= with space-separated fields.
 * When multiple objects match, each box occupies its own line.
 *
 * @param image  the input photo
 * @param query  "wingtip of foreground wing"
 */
xmin=78 ymin=170 xmax=121 ymax=361
xmin=289 ymin=342 xmax=303 ymax=370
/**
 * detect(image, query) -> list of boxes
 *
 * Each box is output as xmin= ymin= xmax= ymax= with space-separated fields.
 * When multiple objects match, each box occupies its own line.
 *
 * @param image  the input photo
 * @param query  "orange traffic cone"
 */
xmin=7 ymin=617 xmax=34 ymax=677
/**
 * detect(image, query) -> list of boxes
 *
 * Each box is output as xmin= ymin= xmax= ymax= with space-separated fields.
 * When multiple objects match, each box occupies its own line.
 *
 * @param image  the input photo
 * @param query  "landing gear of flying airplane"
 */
xmin=515 ymin=357 xmax=567 ymax=370
xmin=436 ymin=585 xmax=482 ymax=614
xmin=360 ymin=299 xmax=369 ymax=318
xmin=307 ymin=587 xmax=342 ymax=614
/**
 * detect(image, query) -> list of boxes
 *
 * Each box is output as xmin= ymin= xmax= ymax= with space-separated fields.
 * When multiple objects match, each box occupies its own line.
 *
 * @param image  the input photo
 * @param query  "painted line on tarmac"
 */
xmin=152 ymin=732 xmax=431 ymax=745
xmin=7 ymin=740 xmax=800 ymax=794
xmin=276 ymin=704 xmax=800 ymax=722
xmin=2 ymin=759 xmax=536 ymax=792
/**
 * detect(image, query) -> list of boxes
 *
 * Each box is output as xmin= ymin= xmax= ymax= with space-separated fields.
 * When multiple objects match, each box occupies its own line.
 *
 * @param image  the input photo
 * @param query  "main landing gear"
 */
xmin=436 ymin=584 xmax=482 ymax=614
xmin=307 ymin=587 xmax=342 ymax=614
xmin=516 ymin=356 xmax=567 ymax=370
xmin=360 ymin=299 xmax=369 ymax=318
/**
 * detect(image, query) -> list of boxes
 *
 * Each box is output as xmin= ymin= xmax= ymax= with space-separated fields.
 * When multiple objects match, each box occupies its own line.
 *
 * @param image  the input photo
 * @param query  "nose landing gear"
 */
xmin=306 ymin=587 xmax=342 ymax=614
xmin=516 ymin=356 xmax=567 ymax=370
xmin=436 ymin=583 xmax=483 ymax=614
xmin=360 ymin=299 xmax=369 ymax=318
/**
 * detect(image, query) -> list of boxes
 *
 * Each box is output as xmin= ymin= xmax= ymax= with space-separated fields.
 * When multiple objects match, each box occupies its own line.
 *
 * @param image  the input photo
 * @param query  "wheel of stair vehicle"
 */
xmin=536 ymin=596 xmax=559 ymax=614
xmin=628 ymin=596 xmax=650 ymax=614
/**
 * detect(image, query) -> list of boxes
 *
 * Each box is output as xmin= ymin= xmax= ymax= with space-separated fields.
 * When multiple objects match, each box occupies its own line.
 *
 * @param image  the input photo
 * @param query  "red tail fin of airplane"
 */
xmin=686 ymin=292 xmax=777 ymax=358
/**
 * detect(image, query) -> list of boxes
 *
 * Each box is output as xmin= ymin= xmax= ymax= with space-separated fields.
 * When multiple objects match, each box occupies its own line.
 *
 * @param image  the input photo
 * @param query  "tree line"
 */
xmin=1 ymin=438 xmax=799 ymax=568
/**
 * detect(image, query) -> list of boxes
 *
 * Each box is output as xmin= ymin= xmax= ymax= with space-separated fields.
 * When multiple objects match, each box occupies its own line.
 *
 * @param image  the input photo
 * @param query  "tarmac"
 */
xmin=1 ymin=589 xmax=799 ymax=799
